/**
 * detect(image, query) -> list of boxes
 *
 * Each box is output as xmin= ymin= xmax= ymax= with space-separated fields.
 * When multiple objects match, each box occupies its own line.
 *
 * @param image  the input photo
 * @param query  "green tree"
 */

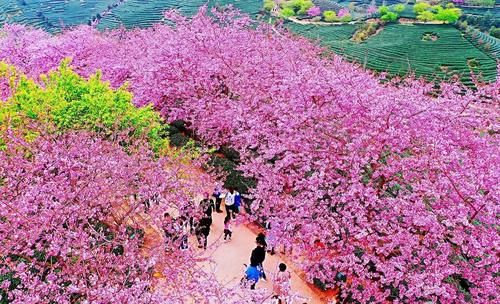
xmin=490 ymin=27 xmax=500 ymax=39
xmin=431 ymin=5 xmax=443 ymax=13
xmin=263 ymin=0 xmax=275 ymax=11
xmin=323 ymin=10 xmax=338 ymax=22
xmin=393 ymin=4 xmax=406 ymax=14
xmin=417 ymin=10 xmax=436 ymax=21
xmin=281 ymin=0 xmax=314 ymax=15
xmin=378 ymin=5 xmax=390 ymax=15
xmin=341 ymin=15 xmax=353 ymax=22
xmin=381 ymin=11 xmax=398 ymax=22
xmin=0 ymin=61 xmax=168 ymax=153
xmin=414 ymin=2 xmax=431 ymax=14
xmin=280 ymin=7 xmax=295 ymax=17
xmin=435 ymin=8 xmax=462 ymax=23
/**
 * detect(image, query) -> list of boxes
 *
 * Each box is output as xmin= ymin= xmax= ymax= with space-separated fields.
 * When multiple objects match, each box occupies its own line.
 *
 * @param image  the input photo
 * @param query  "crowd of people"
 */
xmin=161 ymin=187 xmax=240 ymax=251
xmin=161 ymin=186 xmax=294 ymax=303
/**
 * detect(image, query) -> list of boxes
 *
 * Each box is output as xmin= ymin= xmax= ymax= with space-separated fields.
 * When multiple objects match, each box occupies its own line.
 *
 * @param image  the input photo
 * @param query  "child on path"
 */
xmin=223 ymin=216 xmax=232 ymax=241
xmin=273 ymin=263 xmax=292 ymax=303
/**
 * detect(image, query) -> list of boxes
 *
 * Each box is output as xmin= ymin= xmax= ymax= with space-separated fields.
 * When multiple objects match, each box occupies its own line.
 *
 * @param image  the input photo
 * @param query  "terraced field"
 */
xmin=288 ymin=23 xmax=498 ymax=84
xmin=0 ymin=0 xmax=115 ymax=31
xmin=465 ymin=29 xmax=500 ymax=58
xmin=97 ymin=0 xmax=262 ymax=29
xmin=1 ymin=0 xmax=497 ymax=83
xmin=0 ymin=0 xmax=261 ymax=32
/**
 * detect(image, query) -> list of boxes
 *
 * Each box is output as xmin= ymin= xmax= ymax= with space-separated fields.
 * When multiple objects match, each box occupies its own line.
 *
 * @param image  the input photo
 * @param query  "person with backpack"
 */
xmin=175 ymin=216 xmax=189 ymax=250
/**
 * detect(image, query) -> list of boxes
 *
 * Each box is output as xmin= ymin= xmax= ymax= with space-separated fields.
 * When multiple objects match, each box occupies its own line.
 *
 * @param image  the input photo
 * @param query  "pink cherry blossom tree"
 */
xmin=0 ymin=7 xmax=498 ymax=303
xmin=307 ymin=6 xmax=321 ymax=17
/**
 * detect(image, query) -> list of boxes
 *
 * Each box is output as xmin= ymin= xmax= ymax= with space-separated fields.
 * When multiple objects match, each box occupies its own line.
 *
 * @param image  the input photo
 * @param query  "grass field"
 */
xmin=288 ymin=23 xmax=498 ymax=84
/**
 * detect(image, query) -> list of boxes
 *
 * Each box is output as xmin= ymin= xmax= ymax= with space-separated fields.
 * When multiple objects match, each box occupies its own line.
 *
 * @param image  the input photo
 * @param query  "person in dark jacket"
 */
xmin=196 ymin=215 xmax=211 ymax=250
xmin=199 ymin=192 xmax=215 ymax=224
xmin=213 ymin=186 xmax=223 ymax=213
xmin=250 ymin=234 xmax=267 ymax=280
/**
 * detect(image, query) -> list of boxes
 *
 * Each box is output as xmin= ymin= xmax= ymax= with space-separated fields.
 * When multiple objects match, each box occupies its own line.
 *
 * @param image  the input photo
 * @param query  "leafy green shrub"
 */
xmin=381 ymin=11 xmax=398 ymax=22
xmin=435 ymin=8 xmax=462 ymax=23
xmin=341 ymin=15 xmax=353 ymax=22
xmin=296 ymin=0 xmax=314 ymax=15
xmin=169 ymin=119 xmax=187 ymax=132
xmin=352 ymin=22 xmax=380 ymax=42
xmin=378 ymin=5 xmax=401 ymax=23
xmin=281 ymin=0 xmax=314 ymax=15
xmin=0 ymin=61 xmax=168 ymax=153
xmin=417 ymin=10 xmax=435 ymax=21
xmin=378 ymin=5 xmax=390 ymax=15
xmin=208 ymin=155 xmax=256 ymax=194
xmin=169 ymin=133 xmax=190 ymax=147
xmin=280 ymin=7 xmax=295 ymax=17
xmin=414 ymin=3 xmax=461 ymax=24
xmin=263 ymin=0 xmax=275 ymax=11
xmin=219 ymin=145 xmax=240 ymax=162
xmin=490 ymin=27 xmax=500 ymax=39
xmin=323 ymin=10 xmax=337 ymax=22
xmin=393 ymin=4 xmax=406 ymax=14
xmin=414 ymin=2 xmax=431 ymax=14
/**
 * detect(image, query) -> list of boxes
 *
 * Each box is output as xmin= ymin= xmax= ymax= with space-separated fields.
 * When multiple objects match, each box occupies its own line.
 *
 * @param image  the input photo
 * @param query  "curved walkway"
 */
xmin=199 ymin=209 xmax=335 ymax=304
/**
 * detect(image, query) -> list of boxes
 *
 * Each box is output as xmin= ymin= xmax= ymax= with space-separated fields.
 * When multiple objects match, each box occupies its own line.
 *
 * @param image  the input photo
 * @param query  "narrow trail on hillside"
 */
xmin=200 ymin=210 xmax=332 ymax=303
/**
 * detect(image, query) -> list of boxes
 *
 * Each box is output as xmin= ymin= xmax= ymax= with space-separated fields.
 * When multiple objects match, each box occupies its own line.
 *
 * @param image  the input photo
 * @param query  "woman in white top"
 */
xmin=224 ymin=188 xmax=239 ymax=219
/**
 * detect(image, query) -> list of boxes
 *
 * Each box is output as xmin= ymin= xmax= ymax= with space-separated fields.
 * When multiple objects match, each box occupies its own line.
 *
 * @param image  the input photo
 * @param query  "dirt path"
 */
xmin=198 ymin=209 xmax=335 ymax=304
xmin=118 ymin=159 xmax=335 ymax=303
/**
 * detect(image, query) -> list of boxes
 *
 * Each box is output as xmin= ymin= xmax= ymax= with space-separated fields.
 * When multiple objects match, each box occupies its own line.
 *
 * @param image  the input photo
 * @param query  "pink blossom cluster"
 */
xmin=367 ymin=5 xmax=378 ymax=15
xmin=307 ymin=6 xmax=321 ymax=17
xmin=0 ymin=7 xmax=498 ymax=303
xmin=0 ymin=129 xmax=269 ymax=303
xmin=338 ymin=8 xmax=350 ymax=17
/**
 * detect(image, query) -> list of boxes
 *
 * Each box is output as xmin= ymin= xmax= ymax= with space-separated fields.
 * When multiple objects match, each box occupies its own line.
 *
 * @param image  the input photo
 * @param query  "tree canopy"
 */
xmin=0 ymin=7 xmax=498 ymax=303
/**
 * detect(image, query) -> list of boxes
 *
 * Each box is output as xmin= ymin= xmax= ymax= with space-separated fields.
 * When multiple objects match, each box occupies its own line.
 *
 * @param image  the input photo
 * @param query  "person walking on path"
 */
xmin=223 ymin=216 xmax=232 ymax=241
xmin=199 ymin=192 xmax=215 ymax=223
xmin=196 ymin=215 xmax=211 ymax=250
xmin=162 ymin=213 xmax=174 ymax=251
xmin=213 ymin=186 xmax=223 ymax=213
xmin=265 ymin=219 xmax=276 ymax=255
xmin=234 ymin=191 xmax=241 ymax=215
xmin=250 ymin=234 xmax=267 ymax=281
xmin=175 ymin=216 xmax=189 ymax=250
xmin=273 ymin=263 xmax=292 ymax=303
xmin=243 ymin=264 xmax=261 ymax=290
xmin=224 ymin=188 xmax=240 ymax=219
